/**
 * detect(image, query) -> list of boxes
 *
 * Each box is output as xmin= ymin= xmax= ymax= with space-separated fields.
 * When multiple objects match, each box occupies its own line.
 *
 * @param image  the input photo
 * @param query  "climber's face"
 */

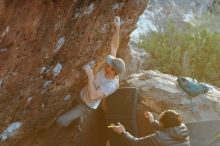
xmin=105 ymin=63 xmax=116 ymax=76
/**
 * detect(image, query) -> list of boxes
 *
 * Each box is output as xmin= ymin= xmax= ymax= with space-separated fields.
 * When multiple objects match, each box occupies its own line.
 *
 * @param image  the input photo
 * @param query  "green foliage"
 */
xmin=139 ymin=24 xmax=220 ymax=87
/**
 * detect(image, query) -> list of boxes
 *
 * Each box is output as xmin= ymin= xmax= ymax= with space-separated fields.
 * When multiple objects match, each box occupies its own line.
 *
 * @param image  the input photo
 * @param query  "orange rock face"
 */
xmin=0 ymin=0 xmax=147 ymax=145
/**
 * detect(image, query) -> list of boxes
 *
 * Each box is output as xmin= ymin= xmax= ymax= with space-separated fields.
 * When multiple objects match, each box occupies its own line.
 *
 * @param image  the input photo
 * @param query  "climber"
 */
xmin=110 ymin=110 xmax=190 ymax=146
xmin=56 ymin=16 xmax=125 ymax=127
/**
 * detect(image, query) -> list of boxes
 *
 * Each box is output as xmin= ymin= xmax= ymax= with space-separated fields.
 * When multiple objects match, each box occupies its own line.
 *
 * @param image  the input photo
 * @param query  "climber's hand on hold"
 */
xmin=83 ymin=63 xmax=93 ymax=79
xmin=114 ymin=16 xmax=120 ymax=30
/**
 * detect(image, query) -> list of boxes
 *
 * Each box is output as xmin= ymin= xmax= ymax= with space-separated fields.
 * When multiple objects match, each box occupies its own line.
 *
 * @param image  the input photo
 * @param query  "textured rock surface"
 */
xmin=0 ymin=0 xmax=148 ymax=145
xmin=122 ymin=70 xmax=220 ymax=123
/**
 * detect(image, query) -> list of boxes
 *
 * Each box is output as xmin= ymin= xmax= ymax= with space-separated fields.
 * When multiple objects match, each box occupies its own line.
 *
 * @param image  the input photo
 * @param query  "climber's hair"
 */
xmin=159 ymin=110 xmax=182 ymax=128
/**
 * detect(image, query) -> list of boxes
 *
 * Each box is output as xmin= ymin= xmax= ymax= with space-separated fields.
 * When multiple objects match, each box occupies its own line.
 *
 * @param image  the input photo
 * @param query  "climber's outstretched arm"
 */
xmin=111 ymin=16 xmax=120 ymax=58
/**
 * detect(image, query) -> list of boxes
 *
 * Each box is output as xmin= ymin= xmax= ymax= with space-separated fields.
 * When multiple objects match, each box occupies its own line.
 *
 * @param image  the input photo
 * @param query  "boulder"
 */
xmin=122 ymin=70 xmax=220 ymax=123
